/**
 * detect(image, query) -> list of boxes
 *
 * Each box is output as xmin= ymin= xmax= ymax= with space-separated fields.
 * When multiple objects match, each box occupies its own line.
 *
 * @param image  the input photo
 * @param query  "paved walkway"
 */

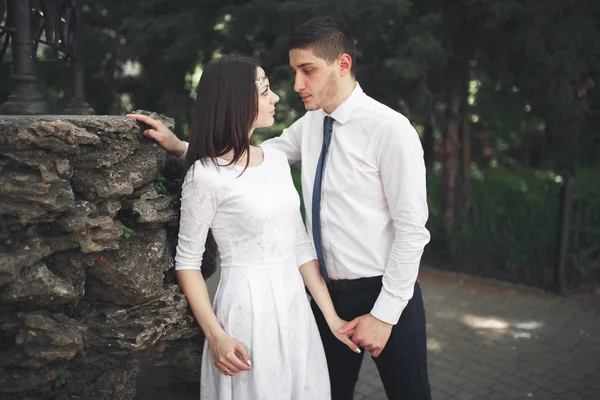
xmin=353 ymin=267 xmax=600 ymax=400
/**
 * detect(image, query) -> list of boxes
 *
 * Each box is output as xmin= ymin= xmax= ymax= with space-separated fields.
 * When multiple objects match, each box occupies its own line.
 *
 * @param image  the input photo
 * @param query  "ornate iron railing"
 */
xmin=0 ymin=0 xmax=93 ymax=114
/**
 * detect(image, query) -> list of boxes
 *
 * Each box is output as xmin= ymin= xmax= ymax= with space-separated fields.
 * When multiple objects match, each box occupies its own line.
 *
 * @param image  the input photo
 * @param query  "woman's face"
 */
xmin=252 ymin=67 xmax=280 ymax=130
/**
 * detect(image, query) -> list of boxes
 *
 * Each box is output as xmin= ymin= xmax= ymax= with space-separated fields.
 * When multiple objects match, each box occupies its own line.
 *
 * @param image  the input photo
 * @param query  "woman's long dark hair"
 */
xmin=184 ymin=55 xmax=259 ymax=175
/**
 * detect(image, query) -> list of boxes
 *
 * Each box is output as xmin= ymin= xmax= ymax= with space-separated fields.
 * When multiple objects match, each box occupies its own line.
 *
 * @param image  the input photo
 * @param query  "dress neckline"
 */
xmin=217 ymin=146 xmax=267 ymax=170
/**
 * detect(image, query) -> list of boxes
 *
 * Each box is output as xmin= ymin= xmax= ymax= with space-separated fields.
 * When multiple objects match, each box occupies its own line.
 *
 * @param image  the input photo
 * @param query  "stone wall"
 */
xmin=0 ymin=114 xmax=215 ymax=400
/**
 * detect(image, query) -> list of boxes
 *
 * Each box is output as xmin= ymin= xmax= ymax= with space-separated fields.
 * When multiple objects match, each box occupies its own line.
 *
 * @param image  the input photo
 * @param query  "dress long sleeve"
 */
xmin=294 ymin=211 xmax=317 ymax=268
xmin=175 ymin=164 xmax=221 ymax=271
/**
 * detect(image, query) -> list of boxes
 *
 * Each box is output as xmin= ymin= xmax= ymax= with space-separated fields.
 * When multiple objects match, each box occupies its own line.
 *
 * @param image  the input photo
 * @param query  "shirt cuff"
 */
xmin=296 ymin=243 xmax=317 ymax=268
xmin=178 ymin=142 xmax=189 ymax=162
xmin=370 ymin=290 xmax=409 ymax=325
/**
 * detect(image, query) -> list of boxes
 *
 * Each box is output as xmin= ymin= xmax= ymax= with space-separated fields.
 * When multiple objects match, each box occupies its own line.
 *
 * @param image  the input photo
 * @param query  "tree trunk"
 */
xmin=522 ymin=121 xmax=532 ymax=166
xmin=458 ymin=92 xmax=471 ymax=218
xmin=442 ymin=93 xmax=461 ymax=231
xmin=421 ymin=76 xmax=436 ymax=171
xmin=423 ymin=116 xmax=435 ymax=171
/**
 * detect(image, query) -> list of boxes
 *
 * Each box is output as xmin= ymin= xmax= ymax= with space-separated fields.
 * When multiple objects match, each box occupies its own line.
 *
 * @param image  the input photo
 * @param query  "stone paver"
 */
xmin=354 ymin=267 xmax=600 ymax=399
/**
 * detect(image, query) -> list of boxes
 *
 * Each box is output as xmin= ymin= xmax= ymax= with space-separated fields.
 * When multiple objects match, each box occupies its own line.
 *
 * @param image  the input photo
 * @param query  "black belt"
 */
xmin=328 ymin=276 xmax=383 ymax=294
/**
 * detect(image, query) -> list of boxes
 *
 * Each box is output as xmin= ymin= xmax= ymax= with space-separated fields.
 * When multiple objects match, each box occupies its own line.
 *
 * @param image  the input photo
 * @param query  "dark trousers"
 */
xmin=311 ymin=280 xmax=432 ymax=400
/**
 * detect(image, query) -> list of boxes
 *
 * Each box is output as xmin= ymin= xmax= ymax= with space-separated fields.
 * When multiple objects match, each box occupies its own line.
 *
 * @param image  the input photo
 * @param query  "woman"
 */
xmin=129 ymin=56 xmax=358 ymax=399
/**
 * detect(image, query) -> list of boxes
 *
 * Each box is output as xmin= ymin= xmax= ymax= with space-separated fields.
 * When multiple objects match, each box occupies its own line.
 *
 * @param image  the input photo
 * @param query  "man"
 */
xmin=130 ymin=16 xmax=431 ymax=400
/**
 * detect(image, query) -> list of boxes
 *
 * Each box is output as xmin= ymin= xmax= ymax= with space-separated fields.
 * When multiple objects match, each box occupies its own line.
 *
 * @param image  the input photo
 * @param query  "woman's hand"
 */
xmin=207 ymin=330 xmax=252 ymax=376
xmin=126 ymin=113 xmax=186 ymax=157
xmin=327 ymin=315 xmax=362 ymax=354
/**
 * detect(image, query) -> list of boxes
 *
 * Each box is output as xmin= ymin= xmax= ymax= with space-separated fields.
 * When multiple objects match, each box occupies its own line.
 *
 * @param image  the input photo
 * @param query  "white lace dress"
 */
xmin=174 ymin=146 xmax=331 ymax=400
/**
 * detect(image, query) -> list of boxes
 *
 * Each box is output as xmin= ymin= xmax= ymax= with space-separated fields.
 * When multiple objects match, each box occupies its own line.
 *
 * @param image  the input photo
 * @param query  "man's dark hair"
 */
xmin=185 ymin=55 xmax=259 ymax=175
xmin=289 ymin=17 xmax=356 ymax=76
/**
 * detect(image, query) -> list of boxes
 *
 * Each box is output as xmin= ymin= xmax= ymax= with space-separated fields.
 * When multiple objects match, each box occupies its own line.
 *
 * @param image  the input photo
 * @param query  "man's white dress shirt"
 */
xmin=263 ymin=83 xmax=430 ymax=325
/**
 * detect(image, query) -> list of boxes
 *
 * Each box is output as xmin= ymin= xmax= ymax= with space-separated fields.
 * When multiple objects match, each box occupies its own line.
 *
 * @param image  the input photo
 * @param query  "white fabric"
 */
xmin=175 ymin=146 xmax=330 ymax=400
xmin=263 ymin=83 xmax=431 ymax=325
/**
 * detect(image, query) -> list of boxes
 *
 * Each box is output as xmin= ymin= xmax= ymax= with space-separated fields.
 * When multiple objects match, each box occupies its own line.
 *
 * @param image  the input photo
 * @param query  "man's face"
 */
xmin=289 ymin=48 xmax=339 ymax=111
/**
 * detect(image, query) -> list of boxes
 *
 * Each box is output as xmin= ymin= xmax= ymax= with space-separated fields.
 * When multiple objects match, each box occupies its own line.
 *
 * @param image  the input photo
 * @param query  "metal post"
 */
xmin=0 ymin=0 xmax=48 ymax=115
xmin=62 ymin=0 xmax=94 ymax=115
xmin=555 ymin=175 xmax=572 ymax=294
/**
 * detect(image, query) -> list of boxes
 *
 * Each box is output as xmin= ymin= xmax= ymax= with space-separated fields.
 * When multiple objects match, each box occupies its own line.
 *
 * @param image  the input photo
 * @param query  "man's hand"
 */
xmin=126 ymin=113 xmax=186 ymax=157
xmin=339 ymin=313 xmax=393 ymax=357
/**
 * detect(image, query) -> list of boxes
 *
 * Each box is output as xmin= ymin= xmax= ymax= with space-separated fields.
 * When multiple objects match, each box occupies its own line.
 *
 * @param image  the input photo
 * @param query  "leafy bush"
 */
xmin=426 ymin=166 xmax=600 ymax=290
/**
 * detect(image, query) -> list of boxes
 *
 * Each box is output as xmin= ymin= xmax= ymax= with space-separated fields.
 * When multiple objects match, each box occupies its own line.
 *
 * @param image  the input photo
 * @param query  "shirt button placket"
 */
xmin=321 ymin=193 xmax=328 ymax=271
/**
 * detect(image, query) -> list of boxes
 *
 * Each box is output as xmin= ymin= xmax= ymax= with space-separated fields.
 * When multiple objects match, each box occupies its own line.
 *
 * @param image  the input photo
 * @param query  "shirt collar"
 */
xmin=326 ymin=82 xmax=363 ymax=125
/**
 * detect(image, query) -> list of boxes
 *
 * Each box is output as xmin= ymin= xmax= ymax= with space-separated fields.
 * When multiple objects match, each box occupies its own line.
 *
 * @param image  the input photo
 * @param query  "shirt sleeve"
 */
xmin=370 ymin=118 xmax=431 ymax=325
xmin=174 ymin=164 xmax=221 ymax=271
xmin=261 ymin=116 xmax=305 ymax=164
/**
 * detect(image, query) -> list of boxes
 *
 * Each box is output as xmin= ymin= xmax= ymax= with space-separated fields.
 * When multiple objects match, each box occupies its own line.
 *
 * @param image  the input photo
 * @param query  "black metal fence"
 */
xmin=425 ymin=168 xmax=600 ymax=294
xmin=561 ymin=177 xmax=600 ymax=292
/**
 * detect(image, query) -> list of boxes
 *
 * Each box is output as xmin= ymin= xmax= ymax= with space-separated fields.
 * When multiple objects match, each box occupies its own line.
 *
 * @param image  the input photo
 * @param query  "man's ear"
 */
xmin=338 ymin=54 xmax=353 ymax=77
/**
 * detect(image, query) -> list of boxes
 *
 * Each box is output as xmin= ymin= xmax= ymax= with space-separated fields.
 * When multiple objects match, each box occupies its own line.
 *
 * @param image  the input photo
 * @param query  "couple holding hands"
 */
xmin=129 ymin=16 xmax=431 ymax=400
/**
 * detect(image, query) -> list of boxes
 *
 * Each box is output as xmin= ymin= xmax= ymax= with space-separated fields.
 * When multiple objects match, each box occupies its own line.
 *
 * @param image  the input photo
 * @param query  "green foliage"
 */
xmin=122 ymin=226 xmax=136 ymax=239
xmin=567 ymin=170 xmax=600 ymax=277
xmin=427 ymin=166 xmax=600 ymax=286
xmin=54 ymin=371 xmax=72 ymax=389
xmin=153 ymin=174 xmax=167 ymax=195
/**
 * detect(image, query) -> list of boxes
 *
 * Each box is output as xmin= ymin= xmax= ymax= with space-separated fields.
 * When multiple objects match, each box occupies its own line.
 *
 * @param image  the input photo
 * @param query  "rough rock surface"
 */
xmin=0 ymin=113 xmax=216 ymax=400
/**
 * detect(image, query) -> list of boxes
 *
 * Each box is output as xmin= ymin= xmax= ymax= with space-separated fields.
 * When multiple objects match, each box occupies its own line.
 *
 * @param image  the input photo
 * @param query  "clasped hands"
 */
xmin=338 ymin=313 xmax=393 ymax=358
